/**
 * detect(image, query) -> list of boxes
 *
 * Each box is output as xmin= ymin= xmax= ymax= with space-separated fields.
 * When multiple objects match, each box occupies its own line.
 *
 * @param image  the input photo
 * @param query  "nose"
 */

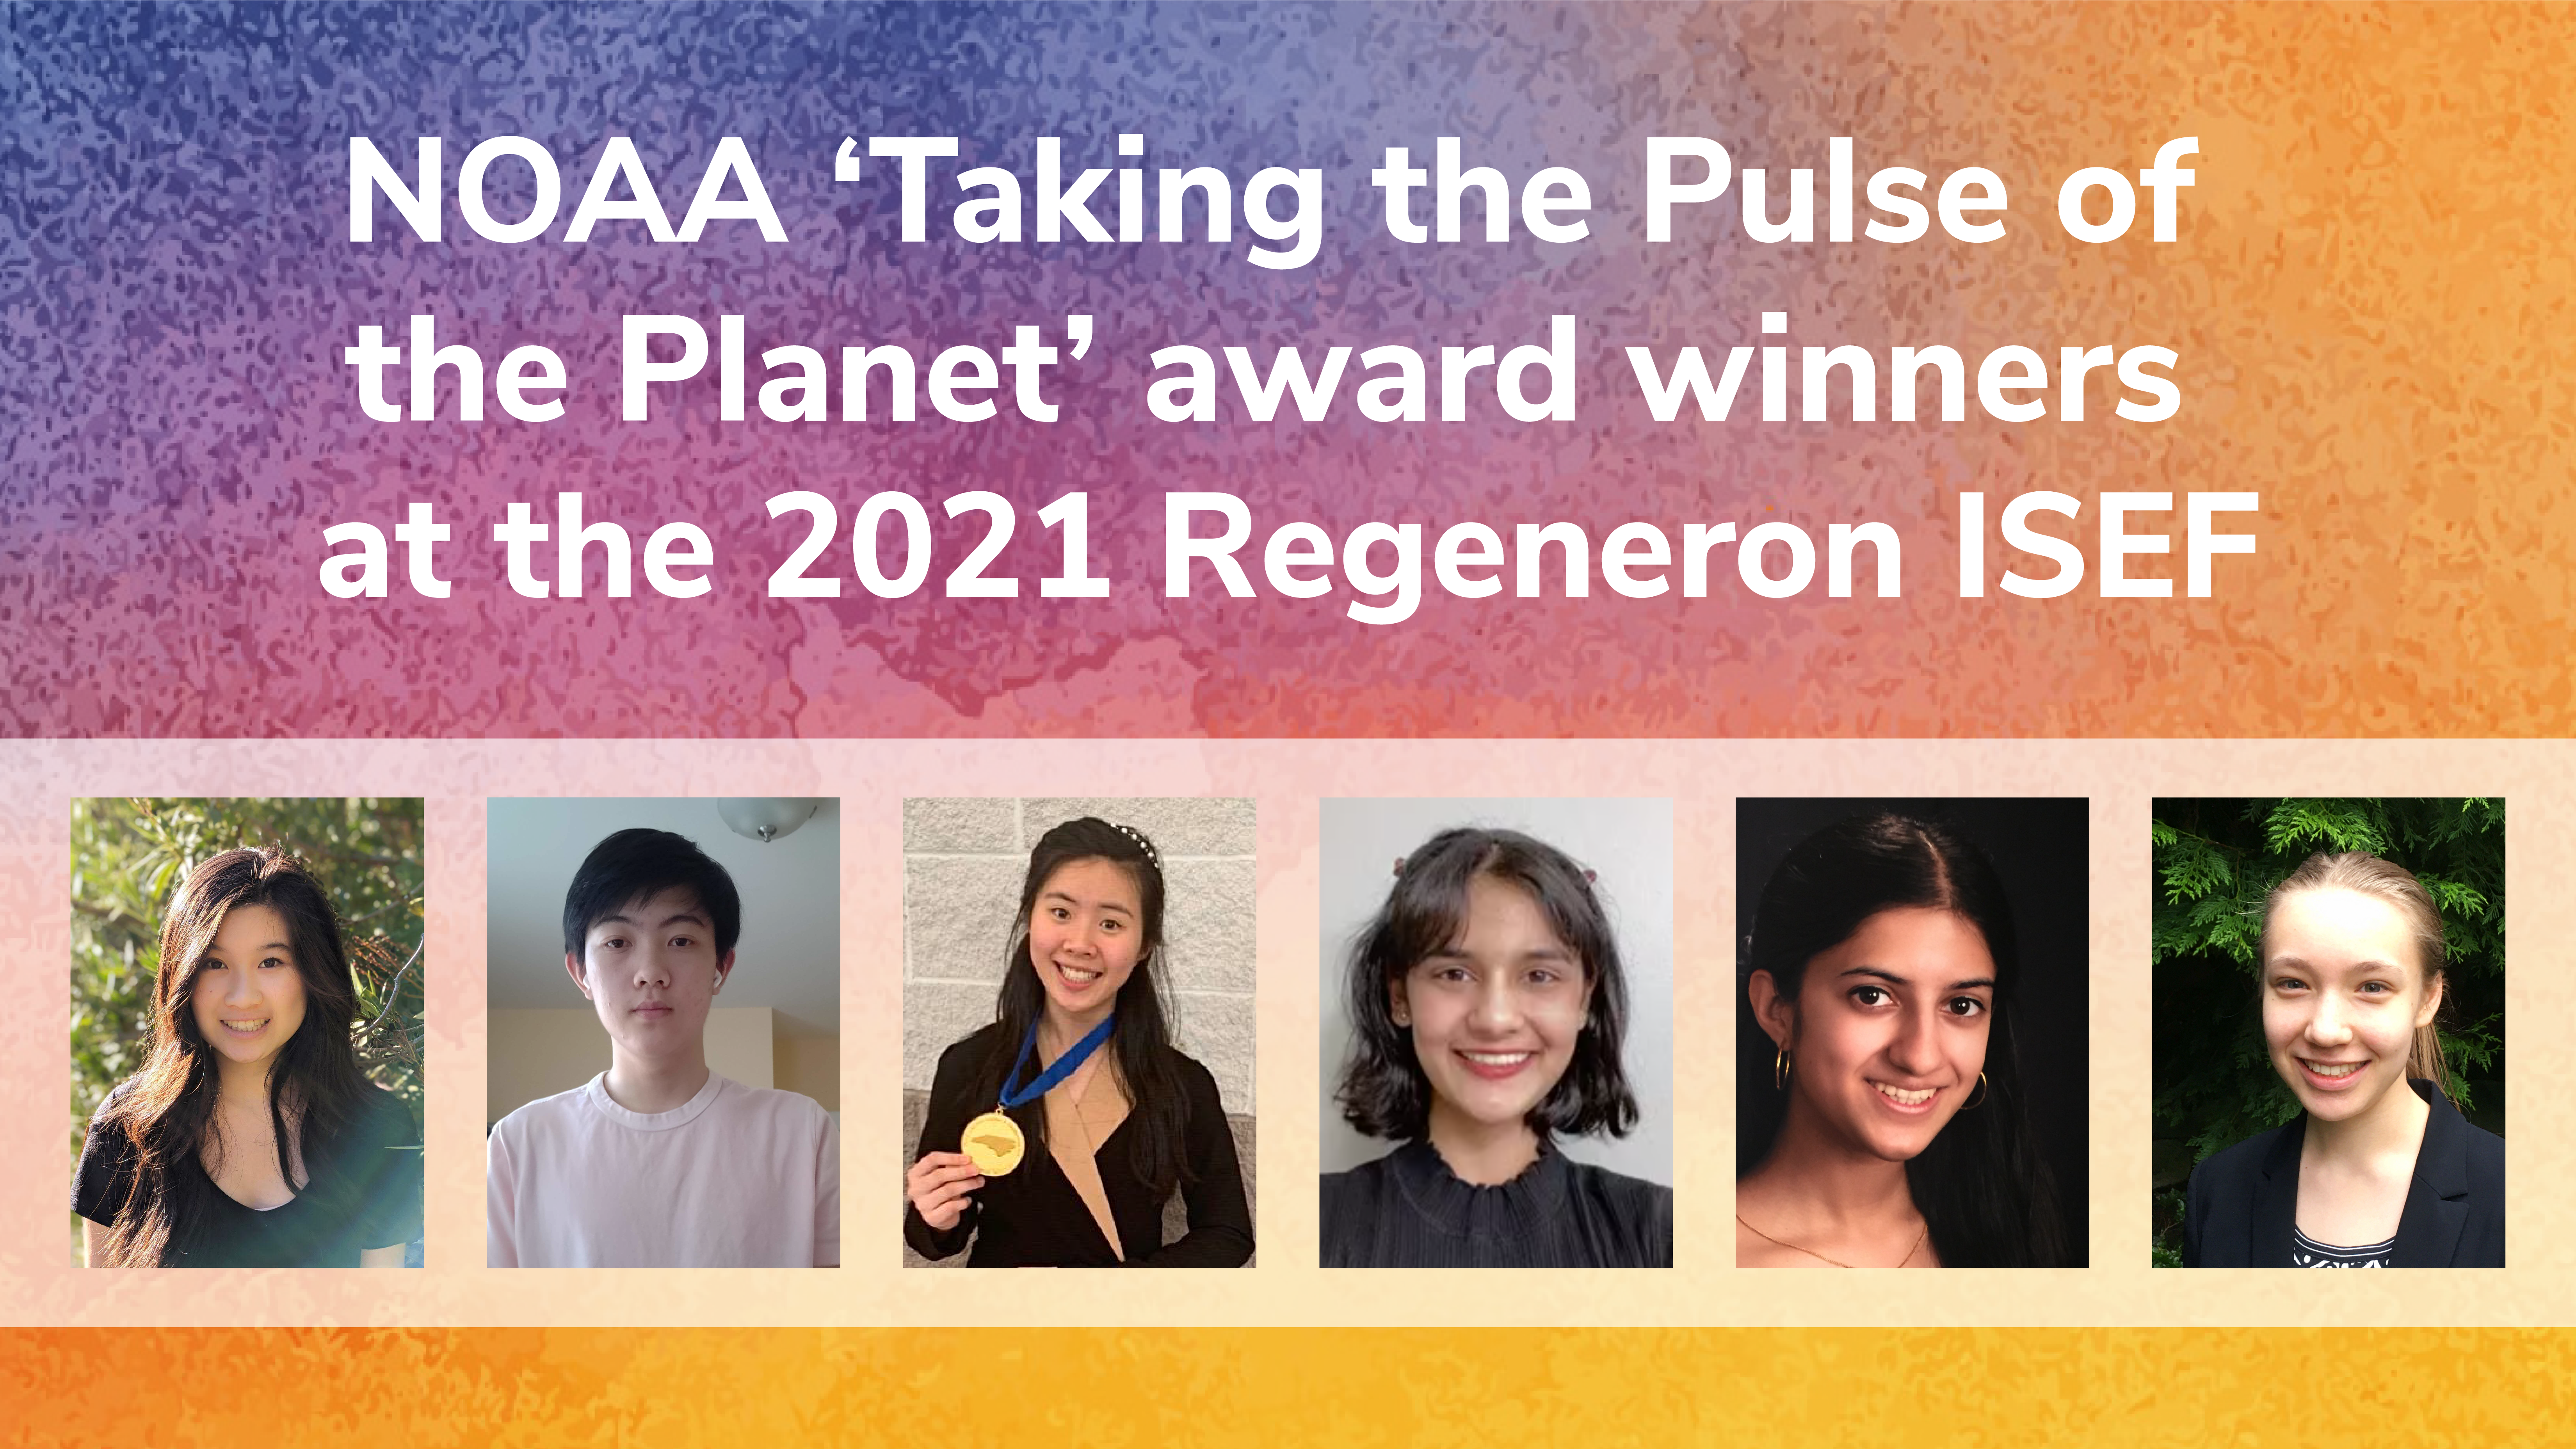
xmin=219 ymin=966 xmax=260 ymax=1005
xmin=1060 ymin=920 xmax=1101 ymax=958
xmin=1466 ymin=976 xmax=1524 ymax=1035
xmin=2304 ymin=992 xmax=2353 ymax=1047
xmin=632 ymin=946 xmax=671 ymax=988
xmin=1886 ymin=998 xmax=1941 ymax=1076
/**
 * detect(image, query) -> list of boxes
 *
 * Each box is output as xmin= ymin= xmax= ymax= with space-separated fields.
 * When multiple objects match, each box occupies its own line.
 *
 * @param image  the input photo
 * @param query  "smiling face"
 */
xmin=187 ymin=902 xmax=310 ymax=1072
xmin=1026 ymin=857 xmax=1147 ymax=1024
xmin=1764 ymin=907 xmax=1995 ymax=1163
xmin=567 ymin=887 xmax=733 ymax=1064
xmin=1393 ymin=873 xmax=1594 ymax=1136
xmin=2261 ymin=885 xmax=2441 ymax=1123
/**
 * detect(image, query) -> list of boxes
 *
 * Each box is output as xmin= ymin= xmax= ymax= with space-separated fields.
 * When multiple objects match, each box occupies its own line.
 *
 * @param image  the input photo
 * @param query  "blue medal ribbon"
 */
xmin=997 ymin=1014 xmax=1117 ymax=1110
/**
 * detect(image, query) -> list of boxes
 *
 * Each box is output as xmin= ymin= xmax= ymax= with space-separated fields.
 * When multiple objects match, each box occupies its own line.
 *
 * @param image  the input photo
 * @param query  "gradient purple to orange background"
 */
xmin=10 ymin=2 xmax=2571 ymax=738
xmin=11 ymin=3 xmax=2576 ymax=1440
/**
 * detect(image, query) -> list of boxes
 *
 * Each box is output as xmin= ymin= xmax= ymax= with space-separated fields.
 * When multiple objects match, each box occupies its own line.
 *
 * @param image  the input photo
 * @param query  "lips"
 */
xmin=2298 ymin=1058 xmax=2370 ymax=1091
xmin=1052 ymin=960 xmax=1105 ymax=988
xmin=1870 ymin=1079 xmax=1943 ymax=1113
xmin=631 ymin=1002 xmax=674 ymax=1018
xmin=217 ymin=1018 xmax=270 ymax=1037
xmin=1455 ymin=1049 xmax=1535 ymax=1080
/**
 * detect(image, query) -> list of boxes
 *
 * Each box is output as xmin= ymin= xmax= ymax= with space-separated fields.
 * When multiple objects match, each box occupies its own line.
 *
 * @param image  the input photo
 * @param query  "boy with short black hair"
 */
xmin=487 ymin=827 xmax=840 ymax=1267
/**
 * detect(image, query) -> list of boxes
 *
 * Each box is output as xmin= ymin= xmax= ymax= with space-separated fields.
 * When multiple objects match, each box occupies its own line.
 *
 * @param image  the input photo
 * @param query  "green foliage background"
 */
xmin=2149 ymin=798 xmax=2504 ymax=1266
xmin=69 ymin=798 xmax=424 ymax=1259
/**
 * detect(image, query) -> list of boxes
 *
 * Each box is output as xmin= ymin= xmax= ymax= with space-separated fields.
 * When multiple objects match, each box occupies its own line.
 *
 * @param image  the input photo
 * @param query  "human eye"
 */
xmin=1849 ymin=984 xmax=1892 ymax=1008
xmin=1945 ymin=995 xmax=1987 ymax=1018
xmin=668 ymin=933 xmax=697 ymax=950
xmin=1098 ymin=917 xmax=1124 ymax=933
xmin=260 ymin=954 xmax=291 ymax=971
xmin=2268 ymin=973 xmax=2307 ymax=994
xmin=198 ymin=957 xmax=229 ymax=971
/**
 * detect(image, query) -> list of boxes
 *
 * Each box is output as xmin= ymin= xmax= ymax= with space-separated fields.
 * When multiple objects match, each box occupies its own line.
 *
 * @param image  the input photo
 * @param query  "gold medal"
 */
xmin=961 ymin=1111 xmax=1026 ymax=1176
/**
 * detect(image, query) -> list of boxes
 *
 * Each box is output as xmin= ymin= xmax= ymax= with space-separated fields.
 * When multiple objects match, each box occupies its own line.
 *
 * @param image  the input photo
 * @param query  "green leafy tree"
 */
xmin=69 ymin=798 xmax=423 ymax=1259
xmin=2149 ymin=798 xmax=2503 ymax=1265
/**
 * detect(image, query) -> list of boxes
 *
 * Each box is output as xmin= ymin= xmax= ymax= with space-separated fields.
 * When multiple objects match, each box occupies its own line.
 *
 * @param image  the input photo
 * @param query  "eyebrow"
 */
xmin=2267 ymin=955 xmax=2407 ymax=976
xmin=1041 ymin=889 xmax=1131 ymax=916
xmin=1427 ymin=944 xmax=1576 ymax=962
xmin=1839 ymin=966 xmax=1995 ymax=990
xmin=595 ymin=910 xmax=708 ymax=931
xmin=210 ymin=941 xmax=293 ymax=954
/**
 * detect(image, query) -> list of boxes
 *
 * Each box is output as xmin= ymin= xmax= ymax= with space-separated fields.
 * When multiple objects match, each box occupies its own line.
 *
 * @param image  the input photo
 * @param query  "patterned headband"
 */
xmin=1113 ymin=822 xmax=1161 ymax=871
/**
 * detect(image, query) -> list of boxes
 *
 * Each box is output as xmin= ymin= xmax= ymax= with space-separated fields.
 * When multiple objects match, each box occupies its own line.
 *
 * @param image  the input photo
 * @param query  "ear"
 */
xmin=1386 ymin=975 xmax=1411 ymax=1029
xmin=713 ymin=950 xmax=737 ymax=993
xmin=2414 ymin=969 xmax=2446 ymax=1029
xmin=564 ymin=951 xmax=591 ymax=999
xmin=1747 ymin=969 xmax=1796 ymax=1051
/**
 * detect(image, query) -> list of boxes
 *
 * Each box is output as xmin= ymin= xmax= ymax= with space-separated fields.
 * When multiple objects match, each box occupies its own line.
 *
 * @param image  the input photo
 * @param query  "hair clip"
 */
xmin=1114 ymin=822 xmax=1161 ymax=870
xmin=1391 ymin=855 xmax=1407 ymax=878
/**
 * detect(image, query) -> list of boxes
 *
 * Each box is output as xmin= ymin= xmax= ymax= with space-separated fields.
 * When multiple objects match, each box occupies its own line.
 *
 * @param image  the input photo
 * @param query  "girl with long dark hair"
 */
xmin=75 ymin=848 xmax=420 ymax=1267
xmin=904 ymin=818 xmax=1252 ymax=1266
xmin=1735 ymin=813 xmax=2069 ymax=1268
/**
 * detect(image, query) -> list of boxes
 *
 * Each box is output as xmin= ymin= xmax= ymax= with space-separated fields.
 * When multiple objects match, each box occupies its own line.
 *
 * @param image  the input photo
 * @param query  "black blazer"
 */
xmin=2183 ymin=1080 xmax=2504 ymax=1267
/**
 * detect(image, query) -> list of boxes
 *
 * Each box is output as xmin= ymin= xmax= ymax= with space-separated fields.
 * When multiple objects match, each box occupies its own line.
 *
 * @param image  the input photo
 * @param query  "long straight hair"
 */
xmin=1736 ymin=813 xmax=2071 ymax=1268
xmin=971 ymin=819 xmax=1190 ymax=1201
xmin=91 ymin=848 xmax=376 ymax=1265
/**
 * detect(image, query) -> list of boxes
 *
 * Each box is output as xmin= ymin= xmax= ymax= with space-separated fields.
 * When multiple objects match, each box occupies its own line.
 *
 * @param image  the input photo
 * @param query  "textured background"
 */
xmin=10 ymin=1326 xmax=2576 ymax=1447
xmin=8 ymin=2 xmax=2574 ymax=738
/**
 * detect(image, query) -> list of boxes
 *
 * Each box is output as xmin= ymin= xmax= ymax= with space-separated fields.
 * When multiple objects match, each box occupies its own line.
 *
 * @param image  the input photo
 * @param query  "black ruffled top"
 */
xmin=1320 ymin=1140 xmax=1672 ymax=1268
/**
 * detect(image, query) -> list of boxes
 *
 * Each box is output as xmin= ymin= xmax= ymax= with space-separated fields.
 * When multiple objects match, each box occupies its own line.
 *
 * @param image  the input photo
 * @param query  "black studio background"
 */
xmin=1735 ymin=798 xmax=2091 ymax=1266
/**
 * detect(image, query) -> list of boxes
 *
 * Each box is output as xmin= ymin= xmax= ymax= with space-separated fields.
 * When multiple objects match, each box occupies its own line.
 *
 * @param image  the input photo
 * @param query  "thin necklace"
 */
xmin=1735 ymin=1213 xmax=1928 ymax=1269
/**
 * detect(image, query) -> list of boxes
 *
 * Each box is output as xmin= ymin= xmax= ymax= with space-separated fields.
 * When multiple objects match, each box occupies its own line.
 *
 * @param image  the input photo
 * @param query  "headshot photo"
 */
xmin=901 ymin=798 xmax=1255 ymax=1268
xmin=1319 ymin=798 xmax=1674 ymax=1269
xmin=484 ymin=798 xmax=841 ymax=1269
xmin=2153 ymin=798 xmax=2505 ymax=1268
xmin=1735 ymin=798 xmax=2089 ymax=1269
xmin=69 ymin=797 xmax=424 ymax=1268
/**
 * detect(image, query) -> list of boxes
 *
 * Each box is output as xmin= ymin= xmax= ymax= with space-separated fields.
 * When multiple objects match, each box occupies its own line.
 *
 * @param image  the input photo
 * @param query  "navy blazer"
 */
xmin=2183 ymin=1079 xmax=2504 ymax=1268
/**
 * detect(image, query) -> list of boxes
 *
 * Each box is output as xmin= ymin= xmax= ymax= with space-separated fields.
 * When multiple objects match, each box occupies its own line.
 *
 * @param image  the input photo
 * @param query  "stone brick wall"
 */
xmin=901 ymin=797 xmax=1258 ymax=1114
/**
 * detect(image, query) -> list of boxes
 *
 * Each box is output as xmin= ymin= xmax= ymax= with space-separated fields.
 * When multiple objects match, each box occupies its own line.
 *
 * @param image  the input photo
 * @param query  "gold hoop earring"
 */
xmin=1964 ymin=1072 xmax=1989 ymax=1109
xmin=1774 ymin=1048 xmax=1792 ymax=1092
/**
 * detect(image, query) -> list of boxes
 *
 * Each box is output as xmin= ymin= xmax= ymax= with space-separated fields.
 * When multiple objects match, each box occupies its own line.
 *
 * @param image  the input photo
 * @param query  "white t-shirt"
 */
xmin=487 ymin=1072 xmax=840 ymax=1268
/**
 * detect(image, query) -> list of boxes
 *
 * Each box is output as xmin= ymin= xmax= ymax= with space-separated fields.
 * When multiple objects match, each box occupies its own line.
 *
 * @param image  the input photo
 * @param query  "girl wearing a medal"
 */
xmin=905 ymin=818 xmax=1253 ymax=1266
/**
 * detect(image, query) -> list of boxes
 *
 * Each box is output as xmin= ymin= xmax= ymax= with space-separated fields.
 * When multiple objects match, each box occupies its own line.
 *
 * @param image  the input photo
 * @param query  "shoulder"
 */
xmin=348 ymin=1083 xmax=418 ymax=1145
xmin=1561 ymin=1156 xmax=1675 ymax=1264
xmin=488 ymin=1081 xmax=594 ymax=1143
xmin=932 ymin=1023 xmax=1009 ymax=1081
xmin=1318 ymin=1152 xmax=1399 ymax=1254
xmin=2443 ymin=1100 xmax=2507 ymax=1188
xmin=83 ymin=1079 xmax=138 ymax=1131
xmin=1564 ymin=1157 xmax=1674 ymax=1215
xmin=1321 ymin=1150 xmax=1395 ymax=1209
xmin=710 ymin=1077 xmax=834 ymax=1137
xmin=2189 ymin=1119 xmax=2297 ymax=1202
xmin=1161 ymin=1046 xmax=1224 ymax=1100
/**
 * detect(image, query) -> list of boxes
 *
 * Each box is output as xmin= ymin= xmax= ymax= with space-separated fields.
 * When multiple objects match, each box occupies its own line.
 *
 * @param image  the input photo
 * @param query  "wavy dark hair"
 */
xmin=1736 ymin=813 xmax=2070 ymax=1268
xmin=89 ymin=848 xmax=377 ymax=1266
xmin=1337 ymin=827 xmax=1638 ymax=1141
xmin=968 ymin=818 xmax=1192 ymax=1201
